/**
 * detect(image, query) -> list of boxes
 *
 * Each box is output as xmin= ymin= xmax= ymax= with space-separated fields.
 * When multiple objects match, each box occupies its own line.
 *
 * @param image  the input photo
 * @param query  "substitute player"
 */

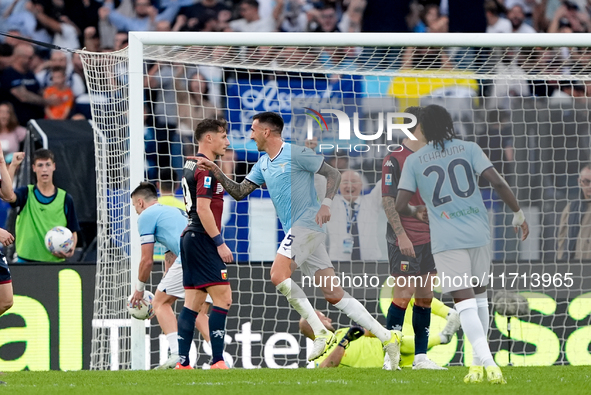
xmin=300 ymin=302 xmax=460 ymax=369
xmin=395 ymin=104 xmax=529 ymax=384
xmin=382 ymin=106 xmax=446 ymax=370
xmin=176 ymin=119 xmax=233 ymax=370
xmin=129 ymin=182 xmax=212 ymax=369
xmin=0 ymin=143 xmax=16 ymax=317
xmin=196 ymin=112 xmax=402 ymax=370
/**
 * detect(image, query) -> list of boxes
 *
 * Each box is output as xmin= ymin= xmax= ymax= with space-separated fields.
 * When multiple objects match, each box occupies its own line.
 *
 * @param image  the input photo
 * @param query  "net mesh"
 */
xmin=81 ymin=41 xmax=591 ymax=370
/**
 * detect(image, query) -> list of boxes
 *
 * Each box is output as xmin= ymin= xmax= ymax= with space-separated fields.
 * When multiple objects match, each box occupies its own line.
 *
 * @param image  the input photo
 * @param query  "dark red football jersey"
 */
xmin=382 ymin=145 xmax=430 ymax=246
xmin=182 ymin=154 xmax=224 ymax=234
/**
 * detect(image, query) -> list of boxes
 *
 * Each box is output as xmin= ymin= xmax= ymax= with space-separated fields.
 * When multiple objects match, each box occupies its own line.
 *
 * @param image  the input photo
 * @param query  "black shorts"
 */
xmin=0 ymin=252 xmax=11 ymax=284
xmin=388 ymin=242 xmax=436 ymax=277
xmin=181 ymin=230 xmax=229 ymax=289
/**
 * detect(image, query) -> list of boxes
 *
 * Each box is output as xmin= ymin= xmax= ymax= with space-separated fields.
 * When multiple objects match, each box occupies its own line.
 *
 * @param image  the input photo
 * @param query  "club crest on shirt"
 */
xmin=204 ymin=176 xmax=212 ymax=188
xmin=401 ymin=261 xmax=409 ymax=272
xmin=278 ymin=163 xmax=287 ymax=173
xmin=221 ymin=269 xmax=227 ymax=280
xmin=385 ymin=173 xmax=392 ymax=186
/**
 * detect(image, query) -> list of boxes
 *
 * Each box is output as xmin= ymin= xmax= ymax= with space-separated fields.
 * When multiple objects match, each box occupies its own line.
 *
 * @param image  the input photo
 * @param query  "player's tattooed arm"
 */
xmin=210 ymin=165 xmax=258 ymax=201
xmin=383 ymin=196 xmax=407 ymax=237
xmin=317 ymin=162 xmax=341 ymax=200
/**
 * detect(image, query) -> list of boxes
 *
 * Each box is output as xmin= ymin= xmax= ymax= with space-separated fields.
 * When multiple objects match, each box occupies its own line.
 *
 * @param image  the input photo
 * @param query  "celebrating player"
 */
xmin=0 ymin=143 xmax=16 ymax=317
xmin=382 ymin=106 xmax=447 ymax=370
xmin=395 ymin=104 xmax=529 ymax=384
xmin=129 ymin=182 xmax=212 ymax=369
xmin=176 ymin=119 xmax=233 ymax=370
xmin=301 ymin=300 xmax=460 ymax=369
xmin=196 ymin=112 xmax=402 ymax=369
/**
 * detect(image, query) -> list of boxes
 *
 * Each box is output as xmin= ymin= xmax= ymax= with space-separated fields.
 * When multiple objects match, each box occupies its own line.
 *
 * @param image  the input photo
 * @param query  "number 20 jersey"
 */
xmin=398 ymin=139 xmax=493 ymax=254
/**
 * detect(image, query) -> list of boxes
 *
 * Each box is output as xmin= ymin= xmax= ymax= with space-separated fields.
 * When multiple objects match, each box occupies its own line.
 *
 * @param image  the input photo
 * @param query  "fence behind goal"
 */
xmin=80 ymin=33 xmax=591 ymax=370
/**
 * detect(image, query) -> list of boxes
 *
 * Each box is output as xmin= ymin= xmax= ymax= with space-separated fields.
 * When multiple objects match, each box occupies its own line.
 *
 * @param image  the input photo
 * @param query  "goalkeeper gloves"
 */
xmin=512 ymin=209 xmax=525 ymax=227
xmin=338 ymin=326 xmax=365 ymax=349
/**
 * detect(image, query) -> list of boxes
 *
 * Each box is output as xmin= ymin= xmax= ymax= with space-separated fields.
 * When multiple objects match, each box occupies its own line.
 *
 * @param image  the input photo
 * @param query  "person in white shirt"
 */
xmin=508 ymin=4 xmax=537 ymax=32
xmin=326 ymin=170 xmax=386 ymax=261
xmin=228 ymin=0 xmax=279 ymax=32
xmin=485 ymin=0 xmax=512 ymax=33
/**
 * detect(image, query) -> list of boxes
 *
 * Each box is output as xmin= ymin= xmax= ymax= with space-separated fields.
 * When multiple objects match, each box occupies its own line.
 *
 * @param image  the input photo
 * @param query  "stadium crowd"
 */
xmin=0 ymin=0 xmax=590 ymax=261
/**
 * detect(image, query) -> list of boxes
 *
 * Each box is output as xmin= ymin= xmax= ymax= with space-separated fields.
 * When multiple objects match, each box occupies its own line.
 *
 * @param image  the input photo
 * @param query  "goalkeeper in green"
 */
xmin=302 ymin=298 xmax=460 ymax=369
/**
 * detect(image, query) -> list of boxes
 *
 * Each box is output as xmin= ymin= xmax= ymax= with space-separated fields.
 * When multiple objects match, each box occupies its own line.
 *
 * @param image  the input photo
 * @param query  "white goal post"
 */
xmin=81 ymin=32 xmax=591 ymax=370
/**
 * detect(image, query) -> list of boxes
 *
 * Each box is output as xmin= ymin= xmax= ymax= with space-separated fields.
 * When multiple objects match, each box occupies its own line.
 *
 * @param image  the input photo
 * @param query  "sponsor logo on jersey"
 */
xmin=401 ymin=261 xmax=409 ymax=272
xmin=221 ymin=269 xmax=227 ymax=280
xmin=384 ymin=160 xmax=394 ymax=167
xmin=440 ymin=207 xmax=480 ymax=220
xmin=385 ymin=173 xmax=392 ymax=186
xmin=204 ymin=176 xmax=212 ymax=188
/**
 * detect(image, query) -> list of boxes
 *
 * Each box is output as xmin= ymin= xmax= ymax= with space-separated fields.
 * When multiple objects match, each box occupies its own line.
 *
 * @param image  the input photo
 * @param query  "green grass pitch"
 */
xmin=3 ymin=367 xmax=589 ymax=395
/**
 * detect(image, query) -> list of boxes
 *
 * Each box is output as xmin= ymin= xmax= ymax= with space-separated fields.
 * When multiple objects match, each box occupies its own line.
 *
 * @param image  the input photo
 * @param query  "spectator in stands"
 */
xmin=278 ymin=0 xmax=309 ymax=32
xmin=0 ymin=102 xmax=26 ymax=156
xmin=36 ymin=50 xmax=86 ymax=98
xmin=43 ymin=67 xmax=74 ymax=120
xmin=175 ymin=0 xmax=231 ymax=31
xmin=557 ymin=164 xmax=591 ymax=260
xmin=228 ymin=0 xmax=280 ymax=32
xmin=99 ymin=0 xmax=180 ymax=33
xmin=550 ymin=80 xmax=586 ymax=106
xmin=548 ymin=1 xmax=590 ymax=33
xmin=7 ymin=149 xmax=81 ymax=263
xmin=485 ymin=0 xmax=512 ymax=33
xmin=508 ymin=4 xmax=537 ymax=32
xmin=25 ymin=0 xmax=81 ymax=49
xmin=157 ymin=168 xmax=184 ymax=210
xmin=326 ymin=170 xmax=385 ymax=261
xmin=0 ymin=43 xmax=58 ymax=126
xmin=414 ymin=3 xmax=448 ymax=33
xmin=312 ymin=3 xmax=341 ymax=32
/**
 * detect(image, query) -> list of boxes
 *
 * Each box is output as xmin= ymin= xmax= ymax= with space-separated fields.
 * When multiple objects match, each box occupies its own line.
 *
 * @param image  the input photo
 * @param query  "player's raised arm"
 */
xmin=481 ymin=167 xmax=529 ymax=241
xmin=196 ymin=156 xmax=258 ymax=201
xmin=0 ymin=143 xmax=16 ymax=203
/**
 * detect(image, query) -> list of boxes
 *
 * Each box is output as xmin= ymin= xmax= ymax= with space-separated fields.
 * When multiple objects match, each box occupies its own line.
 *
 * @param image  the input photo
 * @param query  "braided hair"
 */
xmin=421 ymin=104 xmax=456 ymax=151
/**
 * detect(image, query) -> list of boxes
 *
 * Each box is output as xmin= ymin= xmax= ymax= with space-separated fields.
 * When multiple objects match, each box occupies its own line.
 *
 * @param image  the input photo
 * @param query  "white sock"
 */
xmin=455 ymin=298 xmax=495 ymax=368
xmin=166 ymin=332 xmax=179 ymax=355
xmin=276 ymin=278 xmax=328 ymax=337
xmin=333 ymin=292 xmax=391 ymax=343
xmin=473 ymin=293 xmax=490 ymax=366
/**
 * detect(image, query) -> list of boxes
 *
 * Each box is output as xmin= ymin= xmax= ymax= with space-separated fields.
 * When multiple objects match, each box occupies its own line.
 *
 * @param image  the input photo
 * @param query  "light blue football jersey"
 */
xmin=246 ymin=143 xmax=324 ymax=232
xmin=398 ymin=139 xmax=493 ymax=254
xmin=138 ymin=203 xmax=188 ymax=258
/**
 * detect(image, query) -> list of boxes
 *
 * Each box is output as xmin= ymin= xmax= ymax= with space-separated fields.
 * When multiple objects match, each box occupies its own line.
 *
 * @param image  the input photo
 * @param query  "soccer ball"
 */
xmin=127 ymin=291 xmax=155 ymax=320
xmin=44 ymin=226 xmax=74 ymax=255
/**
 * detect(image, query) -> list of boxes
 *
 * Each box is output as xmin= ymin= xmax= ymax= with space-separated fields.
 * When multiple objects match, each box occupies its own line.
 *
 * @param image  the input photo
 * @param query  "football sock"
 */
xmin=386 ymin=302 xmax=406 ymax=331
xmin=209 ymin=306 xmax=228 ymax=364
xmin=474 ymin=293 xmax=490 ymax=366
xmin=276 ymin=278 xmax=329 ymax=337
xmin=333 ymin=292 xmax=391 ymax=342
xmin=166 ymin=332 xmax=179 ymax=355
xmin=431 ymin=297 xmax=451 ymax=319
xmin=455 ymin=298 xmax=495 ymax=368
xmin=177 ymin=307 xmax=198 ymax=366
xmin=412 ymin=305 xmax=431 ymax=355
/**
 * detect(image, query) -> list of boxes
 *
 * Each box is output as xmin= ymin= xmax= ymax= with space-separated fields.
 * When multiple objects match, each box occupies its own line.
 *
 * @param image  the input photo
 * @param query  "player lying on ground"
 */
xmin=395 ymin=104 xmax=529 ymax=384
xmin=196 ymin=112 xmax=403 ymax=369
xmin=129 ymin=182 xmax=212 ymax=369
xmin=300 ymin=302 xmax=460 ymax=369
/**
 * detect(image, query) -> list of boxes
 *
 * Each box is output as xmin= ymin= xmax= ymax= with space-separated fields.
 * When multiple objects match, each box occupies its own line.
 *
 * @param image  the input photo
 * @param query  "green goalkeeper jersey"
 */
xmin=314 ymin=328 xmax=384 ymax=368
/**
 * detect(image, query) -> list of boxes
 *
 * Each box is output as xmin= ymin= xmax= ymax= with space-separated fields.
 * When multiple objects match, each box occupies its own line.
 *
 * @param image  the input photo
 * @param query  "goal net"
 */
xmin=80 ymin=33 xmax=591 ymax=370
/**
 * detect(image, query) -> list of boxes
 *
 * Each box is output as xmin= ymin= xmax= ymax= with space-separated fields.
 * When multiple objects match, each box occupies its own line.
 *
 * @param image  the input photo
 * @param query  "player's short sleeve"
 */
xmin=137 ymin=211 xmax=157 ymax=244
xmin=470 ymin=142 xmax=494 ymax=176
xmin=245 ymin=158 xmax=265 ymax=186
xmin=196 ymin=169 xmax=214 ymax=198
xmin=382 ymin=155 xmax=402 ymax=197
xmin=293 ymin=146 xmax=324 ymax=173
xmin=10 ymin=186 xmax=29 ymax=210
xmin=397 ymin=156 xmax=418 ymax=193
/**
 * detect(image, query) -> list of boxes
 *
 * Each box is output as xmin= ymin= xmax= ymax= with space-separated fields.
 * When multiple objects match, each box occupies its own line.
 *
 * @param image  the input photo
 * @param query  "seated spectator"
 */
xmin=43 ymin=67 xmax=74 ymax=120
xmin=557 ymin=165 xmax=591 ymax=260
xmin=36 ymin=50 xmax=86 ymax=98
xmin=0 ymin=102 xmax=26 ymax=156
xmin=414 ymin=3 xmax=448 ymax=33
xmin=99 ymin=0 xmax=180 ymax=33
xmin=508 ymin=4 xmax=537 ymax=32
xmin=0 ymin=43 xmax=58 ymax=126
xmin=228 ymin=0 xmax=279 ymax=32
xmin=7 ymin=149 xmax=81 ymax=263
xmin=175 ymin=0 xmax=231 ymax=31
xmin=485 ymin=0 xmax=512 ymax=33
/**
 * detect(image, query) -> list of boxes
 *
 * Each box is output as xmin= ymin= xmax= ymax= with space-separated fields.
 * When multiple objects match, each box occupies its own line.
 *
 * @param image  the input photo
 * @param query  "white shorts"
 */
xmin=433 ymin=245 xmax=491 ymax=293
xmin=277 ymin=227 xmax=333 ymax=278
xmin=157 ymin=261 xmax=213 ymax=304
